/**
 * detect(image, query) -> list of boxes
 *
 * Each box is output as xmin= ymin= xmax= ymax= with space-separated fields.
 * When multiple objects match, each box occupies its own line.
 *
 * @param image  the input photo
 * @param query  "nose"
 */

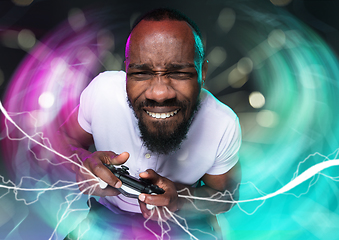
xmin=144 ymin=75 xmax=176 ymax=103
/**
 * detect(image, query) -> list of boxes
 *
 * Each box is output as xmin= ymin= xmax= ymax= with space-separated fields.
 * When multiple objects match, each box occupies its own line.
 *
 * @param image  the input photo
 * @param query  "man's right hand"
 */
xmin=54 ymin=106 xmax=130 ymax=196
xmin=74 ymin=151 xmax=129 ymax=197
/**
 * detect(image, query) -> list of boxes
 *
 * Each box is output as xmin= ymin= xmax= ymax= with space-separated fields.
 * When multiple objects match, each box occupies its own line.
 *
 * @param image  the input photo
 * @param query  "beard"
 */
xmin=128 ymin=98 xmax=200 ymax=155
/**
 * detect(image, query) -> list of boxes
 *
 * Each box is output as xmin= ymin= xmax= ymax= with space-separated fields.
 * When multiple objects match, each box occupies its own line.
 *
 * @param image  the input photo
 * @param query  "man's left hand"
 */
xmin=138 ymin=169 xmax=179 ymax=221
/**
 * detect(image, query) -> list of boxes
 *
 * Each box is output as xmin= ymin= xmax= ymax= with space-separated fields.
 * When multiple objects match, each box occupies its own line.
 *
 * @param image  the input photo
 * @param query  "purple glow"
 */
xmin=0 ymin=12 xmax=114 ymax=237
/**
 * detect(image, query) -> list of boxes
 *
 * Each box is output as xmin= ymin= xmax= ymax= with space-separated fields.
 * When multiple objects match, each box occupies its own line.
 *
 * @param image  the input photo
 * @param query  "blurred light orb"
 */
xmin=268 ymin=29 xmax=286 ymax=49
xmin=208 ymin=46 xmax=227 ymax=67
xmin=102 ymin=51 xmax=123 ymax=71
xmin=1 ymin=30 xmax=19 ymax=49
xmin=68 ymin=8 xmax=86 ymax=31
xmin=237 ymin=57 xmax=253 ymax=75
xmin=11 ymin=0 xmax=34 ymax=6
xmin=256 ymin=110 xmax=279 ymax=128
xmin=270 ymin=0 xmax=293 ymax=6
xmin=38 ymin=92 xmax=55 ymax=109
xmin=50 ymin=57 xmax=68 ymax=75
xmin=249 ymin=91 xmax=265 ymax=109
xmin=76 ymin=47 xmax=95 ymax=65
xmin=97 ymin=29 xmax=115 ymax=52
xmin=228 ymin=68 xmax=248 ymax=88
xmin=218 ymin=8 xmax=236 ymax=32
xmin=29 ymin=110 xmax=51 ymax=128
xmin=18 ymin=29 xmax=36 ymax=50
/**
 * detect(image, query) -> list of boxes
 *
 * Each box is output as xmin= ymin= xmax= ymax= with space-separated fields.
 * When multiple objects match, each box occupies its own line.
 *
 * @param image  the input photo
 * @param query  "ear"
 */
xmin=201 ymin=60 xmax=208 ymax=86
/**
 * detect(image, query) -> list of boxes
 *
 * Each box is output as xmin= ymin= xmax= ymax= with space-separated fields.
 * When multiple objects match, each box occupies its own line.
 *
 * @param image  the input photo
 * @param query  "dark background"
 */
xmin=1 ymin=0 xmax=339 ymax=184
xmin=1 ymin=0 xmax=339 ymax=97
xmin=0 ymin=0 xmax=338 ymax=239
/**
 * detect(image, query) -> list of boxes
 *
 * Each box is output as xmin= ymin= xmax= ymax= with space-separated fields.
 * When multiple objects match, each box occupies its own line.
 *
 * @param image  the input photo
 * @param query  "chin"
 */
xmin=144 ymin=119 xmax=179 ymax=136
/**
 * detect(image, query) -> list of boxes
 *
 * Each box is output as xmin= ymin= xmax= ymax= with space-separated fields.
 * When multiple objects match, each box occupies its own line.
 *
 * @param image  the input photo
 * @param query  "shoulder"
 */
xmin=80 ymin=70 xmax=128 ymax=110
xmin=88 ymin=70 xmax=126 ymax=89
xmin=192 ymin=88 xmax=241 ymax=149
xmin=199 ymin=88 xmax=238 ymax=123
xmin=81 ymin=71 xmax=126 ymax=99
xmin=95 ymin=70 xmax=126 ymax=80
xmin=189 ymin=88 xmax=240 ymax=146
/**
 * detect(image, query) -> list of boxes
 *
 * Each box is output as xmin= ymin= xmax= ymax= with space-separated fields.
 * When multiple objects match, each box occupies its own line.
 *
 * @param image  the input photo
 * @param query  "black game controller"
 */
xmin=103 ymin=164 xmax=165 ymax=199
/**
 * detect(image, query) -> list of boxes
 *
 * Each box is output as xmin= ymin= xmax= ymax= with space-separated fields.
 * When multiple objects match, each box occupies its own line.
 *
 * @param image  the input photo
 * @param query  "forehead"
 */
xmin=126 ymin=20 xmax=196 ymax=65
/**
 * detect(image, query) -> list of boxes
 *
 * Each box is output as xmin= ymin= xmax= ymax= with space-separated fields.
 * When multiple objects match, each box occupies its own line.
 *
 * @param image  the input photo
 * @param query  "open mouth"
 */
xmin=145 ymin=109 xmax=180 ymax=119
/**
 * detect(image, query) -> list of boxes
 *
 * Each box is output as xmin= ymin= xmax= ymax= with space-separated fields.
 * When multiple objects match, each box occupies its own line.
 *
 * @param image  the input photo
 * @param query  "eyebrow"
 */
xmin=128 ymin=63 xmax=196 ymax=70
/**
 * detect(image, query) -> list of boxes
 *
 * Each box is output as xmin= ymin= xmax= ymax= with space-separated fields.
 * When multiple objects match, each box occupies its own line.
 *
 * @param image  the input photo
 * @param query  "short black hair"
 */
xmin=130 ymin=8 xmax=205 ymax=62
xmin=131 ymin=8 xmax=203 ymax=40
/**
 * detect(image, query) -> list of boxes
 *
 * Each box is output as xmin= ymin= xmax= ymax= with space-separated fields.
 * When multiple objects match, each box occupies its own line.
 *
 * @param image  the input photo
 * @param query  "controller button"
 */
xmin=121 ymin=165 xmax=129 ymax=171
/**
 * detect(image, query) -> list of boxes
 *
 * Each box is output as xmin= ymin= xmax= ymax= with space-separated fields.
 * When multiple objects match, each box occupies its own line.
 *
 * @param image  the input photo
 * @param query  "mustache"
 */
xmin=137 ymin=99 xmax=190 ymax=108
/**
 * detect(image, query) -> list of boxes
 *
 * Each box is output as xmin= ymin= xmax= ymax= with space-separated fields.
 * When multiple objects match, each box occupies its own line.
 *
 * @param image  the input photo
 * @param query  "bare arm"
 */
xmin=138 ymin=161 xmax=241 ymax=220
xmin=185 ymin=161 xmax=241 ymax=214
xmin=56 ymin=106 xmax=94 ymax=167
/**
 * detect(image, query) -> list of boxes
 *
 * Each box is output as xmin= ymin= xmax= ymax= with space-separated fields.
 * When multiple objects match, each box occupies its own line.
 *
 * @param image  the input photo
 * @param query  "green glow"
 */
xmin=219 ymin=7 xmax=339 ymax=240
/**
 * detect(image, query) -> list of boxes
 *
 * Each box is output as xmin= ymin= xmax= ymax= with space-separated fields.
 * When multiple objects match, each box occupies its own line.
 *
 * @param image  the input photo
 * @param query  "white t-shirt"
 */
xmin=78 ymin=71 xmax=241 ymax=213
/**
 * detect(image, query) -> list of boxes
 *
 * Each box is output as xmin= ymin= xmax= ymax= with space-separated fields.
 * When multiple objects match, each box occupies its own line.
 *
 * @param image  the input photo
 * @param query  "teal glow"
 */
xmin=216 ymin=6 xmax=339 ymax=240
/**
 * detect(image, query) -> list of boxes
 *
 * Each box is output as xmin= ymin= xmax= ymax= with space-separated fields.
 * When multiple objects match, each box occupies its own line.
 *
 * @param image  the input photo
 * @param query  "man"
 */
xmin=60 ymin=8 xmax=241 ymax=240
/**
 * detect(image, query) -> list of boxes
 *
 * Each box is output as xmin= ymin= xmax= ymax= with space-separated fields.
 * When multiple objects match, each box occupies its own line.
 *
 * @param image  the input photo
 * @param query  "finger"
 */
xmin=83 ymin=151 xmax=129 ymax=190
xmin=107 ymin=151 xmax=130 ymax=165
xmin=139 ymin=201 xmax=172 ymax=221
xmin=139 ymin=201 xmax=162 ymax=221
xmin=91 ymin=151 xmax=129 ymax=188
xmin=96 ymin=185 xmax=121 ymax=196
xmin=139 ymin=201 xmax=151 ymax=218
xmin=89 ymin=160 xmax=122 ymax=188
xmin=139 ymin=192 xmax=170 ymax=207
xmin=139 ymin=169 xmax=159 ymax=182
xmin=76 ymin=168 xmax=121 ymax=196
xmin=82 ymin=183 xmax=121 ymax=196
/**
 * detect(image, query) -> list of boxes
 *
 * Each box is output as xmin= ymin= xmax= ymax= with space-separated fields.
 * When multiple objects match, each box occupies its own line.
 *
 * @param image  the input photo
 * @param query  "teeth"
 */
xmin=146 ymin=109 xmax=178 ymax=119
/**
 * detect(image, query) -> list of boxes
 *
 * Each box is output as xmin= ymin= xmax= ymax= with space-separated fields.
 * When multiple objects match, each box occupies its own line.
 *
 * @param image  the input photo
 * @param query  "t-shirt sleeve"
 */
xmin=77 ymin=71 xmax=124 ymax=134
xmin=77 ymin=75 xmax=101 ymax=134
xmin=206 ymin=116 xmax=242 ymax=175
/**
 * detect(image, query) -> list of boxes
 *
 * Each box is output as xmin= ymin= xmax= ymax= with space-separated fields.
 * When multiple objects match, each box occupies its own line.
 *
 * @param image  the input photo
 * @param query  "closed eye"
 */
xmin=128 ymin=71 xmax=154 ymax=80
xmin=166 ymin=72 xmax=195 ymax=80
xmin=127 ymin=71 xmax=196 ymax=80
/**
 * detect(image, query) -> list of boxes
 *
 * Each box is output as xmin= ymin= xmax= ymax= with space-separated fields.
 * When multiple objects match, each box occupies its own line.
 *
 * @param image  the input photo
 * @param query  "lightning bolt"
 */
xmin=177 ymin=153 xmax=339 ymax=217
xmin=0 ymin=100 xmax=105 ymax=239
xmin=1 ymin=99 xmax=339 ymax=239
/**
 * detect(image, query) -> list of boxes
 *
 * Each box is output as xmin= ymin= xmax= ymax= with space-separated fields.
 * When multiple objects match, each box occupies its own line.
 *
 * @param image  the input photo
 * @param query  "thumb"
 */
xmin=139 ymin=169 xmax=159 ymax=181
xmin=110 ymin=151 xmax=129 ymax=165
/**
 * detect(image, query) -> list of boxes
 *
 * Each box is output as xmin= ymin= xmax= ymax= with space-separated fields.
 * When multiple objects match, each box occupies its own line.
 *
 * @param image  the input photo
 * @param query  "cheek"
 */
xmin=126 ymin=81 xmax=144 ymax=104
xmin=176 ymin=82 xmax=200 ymax=103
